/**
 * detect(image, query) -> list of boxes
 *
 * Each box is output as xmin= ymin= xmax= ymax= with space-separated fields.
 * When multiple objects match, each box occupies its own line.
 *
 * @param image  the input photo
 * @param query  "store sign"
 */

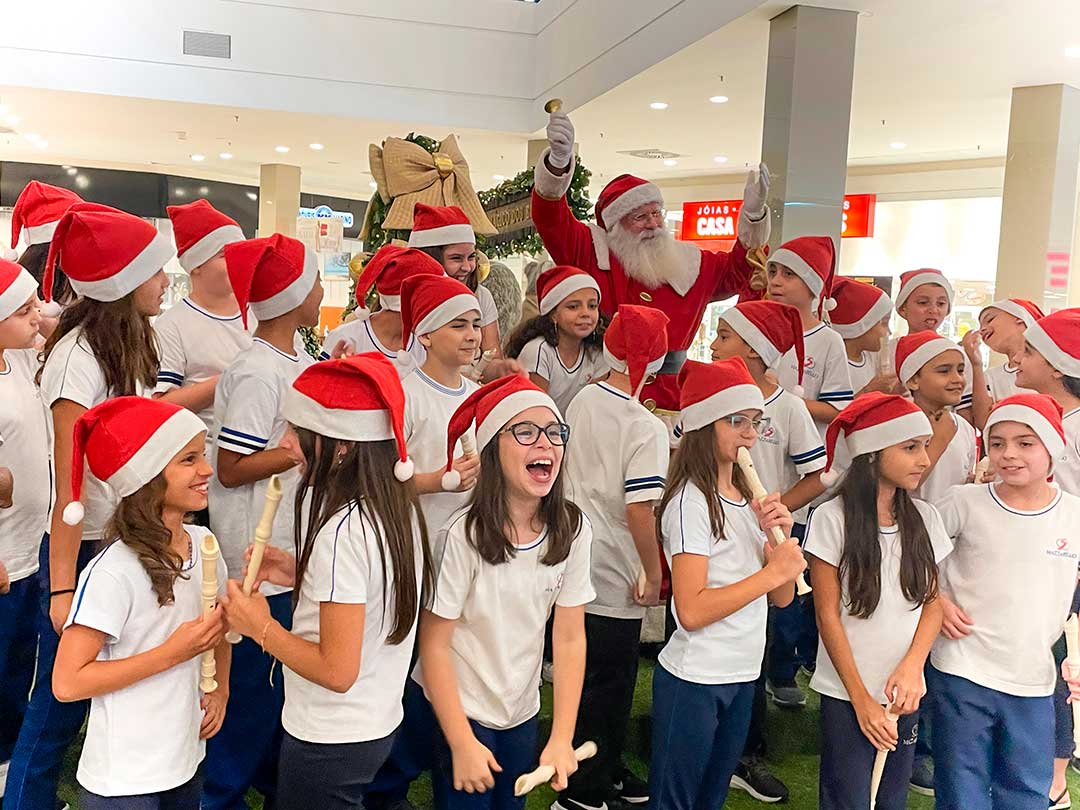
xmin=299 ymin=204 xmax=354 ymax=229
xmin=482 ymin=188 xmax=535 ymax=253
xmin=681 ymin=194 xmax=876 ymax=241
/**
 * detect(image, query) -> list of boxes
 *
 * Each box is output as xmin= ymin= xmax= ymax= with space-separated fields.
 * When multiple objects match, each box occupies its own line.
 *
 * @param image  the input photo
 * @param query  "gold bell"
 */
xmin=544 ymin=98 xmax=563 ymax=114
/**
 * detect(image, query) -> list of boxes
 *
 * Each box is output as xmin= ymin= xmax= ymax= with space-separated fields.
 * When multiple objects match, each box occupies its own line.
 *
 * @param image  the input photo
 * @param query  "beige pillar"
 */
xmin=258 ymin=163 xmax=301 ymax=238
xmin=995 ymin=84 xmax=1080 ymax=310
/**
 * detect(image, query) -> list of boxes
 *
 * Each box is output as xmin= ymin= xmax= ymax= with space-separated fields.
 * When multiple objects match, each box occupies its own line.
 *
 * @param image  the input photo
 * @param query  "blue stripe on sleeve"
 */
xmin=156 ymin=371 xmax=184 ymax=385
xmin=791 ymin=447 xmax=826 ymax=463
xmin=818 ymin=390 xmax=854 ymax=403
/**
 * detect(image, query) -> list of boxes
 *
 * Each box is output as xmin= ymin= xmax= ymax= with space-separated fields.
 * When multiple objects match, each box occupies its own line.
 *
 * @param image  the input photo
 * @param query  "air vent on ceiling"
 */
xmin=183 ymin=30 xmax=231 ymax=59
xmin=619 ymin=149 xmax=681 ymax=161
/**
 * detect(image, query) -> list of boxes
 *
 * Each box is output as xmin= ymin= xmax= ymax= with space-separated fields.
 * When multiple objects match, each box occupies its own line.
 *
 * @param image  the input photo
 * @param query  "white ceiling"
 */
xmin=2 ymin=0 xmax=1080 ymax=199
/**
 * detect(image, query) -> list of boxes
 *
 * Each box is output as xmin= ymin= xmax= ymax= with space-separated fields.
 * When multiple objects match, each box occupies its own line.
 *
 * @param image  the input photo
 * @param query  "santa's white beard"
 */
xmin=607 ymin=222 xmax=695 ymax=291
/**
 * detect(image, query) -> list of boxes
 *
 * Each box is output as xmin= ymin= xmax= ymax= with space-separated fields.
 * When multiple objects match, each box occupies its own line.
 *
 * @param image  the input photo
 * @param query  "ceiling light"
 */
xmin=66 ymin=167 xmax=77 ymax=175
xmin=190 ymin=153 xmax=205 ymax=161
xmin=889 ymin=141 xmax=907 ymax=149
xmin=649 ymin=101 xmax=669 ymax=110
xmin=219 ymin=152 xmax=233 ymax=160
xmin=74 ymin=175 xmax=90 ymax=190
xmin=309 ymin=143 xmax=324 ymax=151
xmin=709 ymin=95 xmax=729 ymax=104
xmin=199 ymin=186 xmax=209 ymax=196
xmin=492 ymin=174 xmax=505 ymax=182
xmin=275 ymin=145 xmax=290 ymax=153
xmin=246 ymin=191 xmax=258 ymax=201
xmin=174 ymin=188 xmax=187 ymax=197
xmin=1067 ymin=45 xmax=1080 ymax=58
xmin=713 ymin=155 xmax=729 ymax=164
xmin=663 ymin=159 xmax=678 ymax=167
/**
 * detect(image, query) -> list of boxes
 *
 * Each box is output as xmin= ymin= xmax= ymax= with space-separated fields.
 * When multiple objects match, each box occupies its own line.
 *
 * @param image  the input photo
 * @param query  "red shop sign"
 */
xmin=681 ymin=194 xmax=876 ymax=241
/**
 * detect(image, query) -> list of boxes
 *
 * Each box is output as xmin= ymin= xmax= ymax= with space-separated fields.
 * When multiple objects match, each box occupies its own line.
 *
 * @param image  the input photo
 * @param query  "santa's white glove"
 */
xmin=546 ymin=111 xmax=575 ymax=170
xmin=742 ymin=162 xmax=770 ymax=219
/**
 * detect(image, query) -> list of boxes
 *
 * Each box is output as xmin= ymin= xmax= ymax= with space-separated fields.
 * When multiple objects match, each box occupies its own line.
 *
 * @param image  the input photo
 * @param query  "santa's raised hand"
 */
xmin=743 ymin=162 xmax=770 ymax=219
xmin=546 ymin=110 xmax=575 ymax=170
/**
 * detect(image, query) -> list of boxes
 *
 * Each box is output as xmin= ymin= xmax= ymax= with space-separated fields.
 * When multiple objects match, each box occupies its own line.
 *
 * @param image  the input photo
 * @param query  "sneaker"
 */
xmin=613 ymin=769 xmax=648 ymax=804
xmin=1051 ymin=787 xmax=1072 ymax=810
xmin=909 ymin=756 xmax=934 ymax=796
xmin=551 ymin=799 xmax=609 ymax=810
xmin=729 ymin=757 xmax=789 ymax=803
xmin=765 ymin=679 xmax=806 ymax=708
xmin=0 ymin=759 xmax=8 ymax=799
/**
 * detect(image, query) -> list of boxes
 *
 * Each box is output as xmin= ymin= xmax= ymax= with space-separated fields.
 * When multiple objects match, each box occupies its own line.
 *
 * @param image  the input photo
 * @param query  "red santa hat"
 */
xmin=43 ymin=203 xmax=174 ymax=314
xmin=768 ymin=236 xmax=837 ymax=317
xmin=62 ymin=396 xmax=207 ymax=526
xmin=820 ymin=393 xmax=932 ymax=487
xmin=353 ymin=245 xmax=444 ymax=314
xmin=0 ymin=259 xmax=39 ymax=321
xmin=603 ymin=304 xmax=669 ymax=405
xmin=407 ymin=204 xmax=475 ymax=249
xmin=399 ymin=274 xmax=480 ymax=361
xmin=537 ymin=265 xmax=601 ymax=316
xmin=167 ymin=199 xmax=245 ymax=273
xmin=10 ymin=180 xmax=83 ymax=249
xmin=440 ymin=375 xmax=560 ymax=490
xmin=719 ymin=300 xmax=806 ymax=396
xmin=595 ymin=175 xmax=664 ymax=231
xmin=895 ymin=268 xmax=953 ymax=312
xmin=283 ymin=353 xmax=414 ymax=481
xmin=980 ymin=298 xmax=1044 ymax=329
xmin=828 ymin=277 xmax=893 ymax=340
xmin=894 ymin=331 xmax=963 ymax=386
xmin=223 ymin=234 xmax=319 ymax=329
xmin=678 ymin=357 xmax=764 ymax=434
xmin=984 ymin=393 xmax=1066 ymax=470
xmin=1024 ymin=308 xmax=1080 ymax=378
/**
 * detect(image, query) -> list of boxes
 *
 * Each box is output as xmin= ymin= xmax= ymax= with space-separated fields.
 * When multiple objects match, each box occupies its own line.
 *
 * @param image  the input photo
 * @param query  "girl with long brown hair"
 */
xmin=650 ymin=357 xmax=804 ymax=810
xmin=414 ymin=375 xmax=593 ymax=810
xmin=6 ymin=203 xmax=173 ymax=810
xmin=51 ymin=396 xmax=229 ymax=809
xmin=803 ymin=393 xmax=949 ymax=810
xmin=221 ymin=354 xmax=432 ymax=810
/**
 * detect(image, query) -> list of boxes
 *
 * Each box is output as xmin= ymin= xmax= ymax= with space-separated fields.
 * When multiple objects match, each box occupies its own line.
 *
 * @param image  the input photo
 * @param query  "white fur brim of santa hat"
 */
xmin=283 ymin=386 xmax=395 ymax=443
xmin=251 ymin=246 xmax=319 ymax=323
xmin=408 ymin=224 xmax=474 ymax=248
xmin=378 ymin=293 xmax=401 ymax=312
xmin=476 ymin=389 xmax=561 ymax=451
xmin=985 ymin=401 xmax=1066 ymax=463
xmin=681 ymin=383 xmax=764 ymax=434
xmin=596 ymin=177 xmax=664 ymax=232
xmin=178 ymin=224 xmax=246 ymax=273
xmin=981 ymin=298 xmax=1044 ymax=330
xmin=896 ymin=335 xmax=963 ymax=385
xmin=71 ymin=232 xmax=175 ymax=303
xmin=538 ymin=267 xmax=601 ymax=315
xmin=602 ymin=349 xmax=665 ymax=380
xmin=820 ymin=408 xmax=932 ymax=487
xmin=895 ymin=269 xmax=954 ymax=311
xmin=719 ymin=306 xmax=782 ymax=368
xmin=829 ymin=288 xmax=893 ymax=340
xmin=1024 ymin=314 xmax=1080 ymax=378
xmin=0 ymin=262 xmax=39 ymax=321
xmin=414 ymin=293 xmax=480 ymax=337
xmin=768 ymin=247 xmax=833 ymax=310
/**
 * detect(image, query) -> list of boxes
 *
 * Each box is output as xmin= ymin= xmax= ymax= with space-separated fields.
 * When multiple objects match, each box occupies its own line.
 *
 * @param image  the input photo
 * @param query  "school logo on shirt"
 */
xmin=757 ymin=424 xmax=779 ymax=445
xmin=1046 ymin=538 xmax=1077 ymax=560
xmin=794 ymin=355 xmax=821 ymax=381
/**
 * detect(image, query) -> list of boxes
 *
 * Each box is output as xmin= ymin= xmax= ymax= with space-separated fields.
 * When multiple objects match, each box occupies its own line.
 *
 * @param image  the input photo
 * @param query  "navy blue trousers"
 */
xmin=431 ymin=713 xmax=539 ymax=810
xmin=0 ymin=569 xmax=39 ymax=763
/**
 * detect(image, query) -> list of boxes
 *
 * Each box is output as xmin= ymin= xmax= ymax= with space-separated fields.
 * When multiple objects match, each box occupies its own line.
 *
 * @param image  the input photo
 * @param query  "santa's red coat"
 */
xmin=531 ymin=177 xmax=766 ymax=411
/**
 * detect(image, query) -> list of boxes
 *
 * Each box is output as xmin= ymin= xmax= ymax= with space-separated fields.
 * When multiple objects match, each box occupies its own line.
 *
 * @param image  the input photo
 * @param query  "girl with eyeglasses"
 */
xmin=507 ymin=266 xmax=608 ymax=416
xmin=650 ymin=357 xmax=805 ymax=810
xmin=414 ymin=375 xmax=594 ymax=810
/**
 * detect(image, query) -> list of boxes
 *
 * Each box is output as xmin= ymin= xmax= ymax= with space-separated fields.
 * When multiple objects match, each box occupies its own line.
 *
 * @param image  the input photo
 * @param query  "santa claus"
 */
xmin=532 ymin=109 xmax=770 ymax=419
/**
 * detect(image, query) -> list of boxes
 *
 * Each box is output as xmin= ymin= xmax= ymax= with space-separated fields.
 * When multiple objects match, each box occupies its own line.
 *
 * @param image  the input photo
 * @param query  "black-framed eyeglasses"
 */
xmin=721 ymin=414 xmax=770 ymax=436
xmin=503 ymin=421 xmax=571 ymax=446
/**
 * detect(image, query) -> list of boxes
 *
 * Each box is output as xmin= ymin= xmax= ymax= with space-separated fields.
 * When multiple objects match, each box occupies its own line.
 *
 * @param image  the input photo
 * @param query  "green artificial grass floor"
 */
xmin=52 ymin=663 xmax=1080 ymax=808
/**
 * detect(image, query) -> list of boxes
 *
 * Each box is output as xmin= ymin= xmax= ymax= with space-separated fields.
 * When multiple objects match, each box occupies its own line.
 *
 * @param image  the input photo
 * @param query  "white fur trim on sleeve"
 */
xmin=533 ymin=147 xmax=575 ymax=201
xmin=737 ymin=204 xmax=771 ymax=249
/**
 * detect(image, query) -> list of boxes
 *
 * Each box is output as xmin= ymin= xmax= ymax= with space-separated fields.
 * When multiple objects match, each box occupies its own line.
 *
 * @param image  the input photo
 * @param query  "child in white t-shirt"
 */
xmin=319 ymin=246 xmax=443 ymax=375
xmin=9 ymin=204 xmax=174 ymax=809
xmin=931 ymin=394 xmax=1080 ymax=810
xmin=804 ymin=393 xmax=950 ymax=810
xmin=508 ymin=265 xmax=608 ymax=415
xmin=220 ymin=355 xmax=432 ymax=810
xmin=557 ymin=304 xmax=670 ymax=810
xmin=894 ymin=333 xmax=977 ymax=506
xmin=0 ymin=261 xmax=50 ymax=774
xmin=964 ymin=298 xmax=1043 ymax=429
xmin=52 ymin=397 xmax=229 ymax=808
xmin=204 ymin=233 xmax=322 ymax=809
xmin=828 ymin=276 xmax=896 ymax=398
xmin=414 ymin=376 xmax=594 ymax=809
xmin=766 ymin=237 xmax=854 ymax=435
xmin=154 ymin=200 xmax=249 ymax=441
xmin=651 ymin=357 xmax=805 ymax=810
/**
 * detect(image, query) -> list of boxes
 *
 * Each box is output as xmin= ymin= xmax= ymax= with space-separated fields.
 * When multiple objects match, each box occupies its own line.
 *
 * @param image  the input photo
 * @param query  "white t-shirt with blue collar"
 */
xmin=319 ymin=317 xmax=426 ymax=377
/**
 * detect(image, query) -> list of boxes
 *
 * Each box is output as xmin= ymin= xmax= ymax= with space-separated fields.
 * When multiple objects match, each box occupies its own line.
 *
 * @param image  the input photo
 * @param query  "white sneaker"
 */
xmin=0 ymin=759 xmax=8 ymax=798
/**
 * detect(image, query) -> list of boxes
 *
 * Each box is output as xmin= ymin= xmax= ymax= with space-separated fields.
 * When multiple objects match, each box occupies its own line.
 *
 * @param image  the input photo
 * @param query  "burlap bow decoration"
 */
xmin=368 ymin=134 xmax=496 ymax=236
